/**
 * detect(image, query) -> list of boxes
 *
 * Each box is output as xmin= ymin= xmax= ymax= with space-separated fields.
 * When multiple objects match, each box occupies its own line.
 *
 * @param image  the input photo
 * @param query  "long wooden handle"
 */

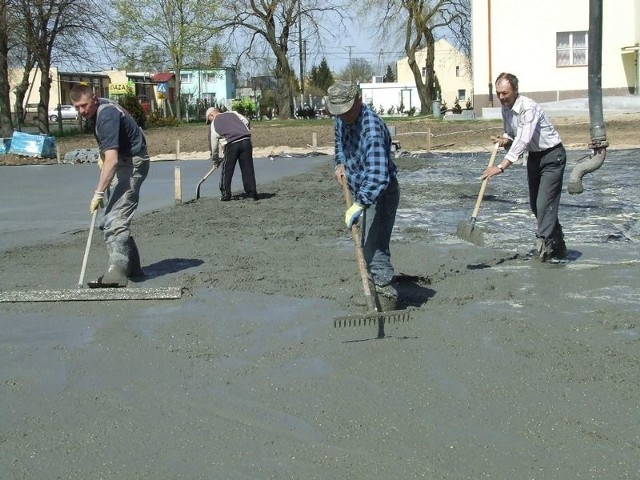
xmin=78 ymin=210 xmax=97 ymax=288
xmin=340 ymin=177 xmax=378 ymax=313
xmin=470 ymin=142 xmax=500 ymax=220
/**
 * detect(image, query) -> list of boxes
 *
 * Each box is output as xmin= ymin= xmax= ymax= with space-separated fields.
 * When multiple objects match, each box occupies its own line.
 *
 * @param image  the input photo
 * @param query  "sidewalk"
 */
xmin=482 ymin=95 xmax=640 ymax=119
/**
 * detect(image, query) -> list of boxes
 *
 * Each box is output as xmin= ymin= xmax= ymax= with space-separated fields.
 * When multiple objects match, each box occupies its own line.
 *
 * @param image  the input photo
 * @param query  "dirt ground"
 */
xmin=1 ymin=112 xmax=639 ymax=478
xmin=2 ymin=112 xmax=639 ymax=166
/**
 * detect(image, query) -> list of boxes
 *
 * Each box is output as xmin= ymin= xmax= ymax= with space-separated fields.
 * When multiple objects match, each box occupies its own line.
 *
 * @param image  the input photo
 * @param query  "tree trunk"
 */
xmin=12 ymin=59 xmax=37 ymax=131
xmin=0 ymin=0 xmax=13 ymax=137
xmin=408 ymin=30 xmax=435 ymax=115
xmin=37 ymin=63 xmax=53 ymax=134
xmin=274 ymin=58 xmax=293 ymax=119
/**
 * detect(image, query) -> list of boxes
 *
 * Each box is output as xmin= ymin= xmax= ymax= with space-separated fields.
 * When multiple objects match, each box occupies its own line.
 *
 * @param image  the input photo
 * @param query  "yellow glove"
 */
xmin=345 ymin=202 xmax=364 ymax=228
xmin=90 ymin=191 xmax=104 ymax=214
xmin=97 ymin=152 xmax=105 ymax=170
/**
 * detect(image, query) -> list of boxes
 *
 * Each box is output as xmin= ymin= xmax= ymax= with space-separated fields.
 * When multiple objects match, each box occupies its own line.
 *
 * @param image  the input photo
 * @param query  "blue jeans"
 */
xmin=360 ymin=176 xmax=399 ymax=286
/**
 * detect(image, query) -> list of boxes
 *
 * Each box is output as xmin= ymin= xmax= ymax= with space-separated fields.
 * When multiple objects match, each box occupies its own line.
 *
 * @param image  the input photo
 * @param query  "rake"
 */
xmin=334 ymin=177 xmax=411 ymax=338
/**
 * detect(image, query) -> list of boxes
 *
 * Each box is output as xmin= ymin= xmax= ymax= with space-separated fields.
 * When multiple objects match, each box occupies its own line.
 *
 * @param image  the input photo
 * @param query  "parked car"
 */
xmin=48 ymin=105 xmax=78 ymax=122
xmin=137 ymin=95 xmax=151 ymax=113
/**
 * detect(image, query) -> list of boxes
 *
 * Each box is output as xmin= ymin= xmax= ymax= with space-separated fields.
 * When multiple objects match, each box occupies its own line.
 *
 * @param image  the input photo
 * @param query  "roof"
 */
xmin=150 ymin=72 xmax=174 ymax=83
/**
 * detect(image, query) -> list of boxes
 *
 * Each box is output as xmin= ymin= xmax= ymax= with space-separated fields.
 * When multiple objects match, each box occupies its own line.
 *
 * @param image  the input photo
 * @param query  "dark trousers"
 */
xmin=219 ymin=138 xmax=257 ymax=198
xmin=527 ymin=143 xmax=566 ymax=246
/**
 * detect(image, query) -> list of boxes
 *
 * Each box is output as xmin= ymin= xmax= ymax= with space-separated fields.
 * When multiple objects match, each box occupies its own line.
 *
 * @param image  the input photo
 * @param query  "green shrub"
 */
xmin=118 ymin=94 xmax=146 ymax=129
xmin=452 ymin=99 xmax=463 ymax=114
xmin=231 ymin=98 xmax=257 ymax=118
xmin=146 ymin=112 xmax=181 ymax=128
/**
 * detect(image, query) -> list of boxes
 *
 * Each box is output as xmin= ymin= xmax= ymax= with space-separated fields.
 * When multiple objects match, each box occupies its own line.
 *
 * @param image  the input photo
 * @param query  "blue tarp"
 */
xmin=7 ymin=131 xmax=57 ymax=158
xmin=0 ymin=137 xmax=11 ymax=155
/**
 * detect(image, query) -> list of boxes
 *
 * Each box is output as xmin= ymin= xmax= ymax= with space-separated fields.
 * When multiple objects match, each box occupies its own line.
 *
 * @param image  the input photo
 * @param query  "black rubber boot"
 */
xmin=127 ymin=237 xmax=145 ymax=278
xmin=89 ymin=240 xmax=129 ymax=288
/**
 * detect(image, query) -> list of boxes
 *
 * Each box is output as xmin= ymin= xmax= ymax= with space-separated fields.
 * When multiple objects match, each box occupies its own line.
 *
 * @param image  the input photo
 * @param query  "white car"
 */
xmin=48 ymin=105 xmax=78 ymax=122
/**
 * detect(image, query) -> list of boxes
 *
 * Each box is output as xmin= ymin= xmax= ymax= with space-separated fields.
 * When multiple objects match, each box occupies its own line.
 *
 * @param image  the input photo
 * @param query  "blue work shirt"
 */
xmin=334 ymin=103 xmax=396 ymax=207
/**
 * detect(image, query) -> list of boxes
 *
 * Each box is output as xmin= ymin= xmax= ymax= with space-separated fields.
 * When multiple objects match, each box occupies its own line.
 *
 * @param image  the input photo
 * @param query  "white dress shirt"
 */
xmin=502 ymin=95 xmax=562 ymax=163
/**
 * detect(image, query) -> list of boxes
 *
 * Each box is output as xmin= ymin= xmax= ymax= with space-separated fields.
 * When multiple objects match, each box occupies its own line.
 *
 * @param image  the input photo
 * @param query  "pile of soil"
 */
xmin=2 ymin=112 xmax=639 ymax=166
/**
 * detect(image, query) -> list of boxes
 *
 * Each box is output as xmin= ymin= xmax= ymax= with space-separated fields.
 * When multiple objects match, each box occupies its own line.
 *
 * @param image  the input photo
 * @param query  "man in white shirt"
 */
xmin=482 ymin=72 xmax=567 ymax=261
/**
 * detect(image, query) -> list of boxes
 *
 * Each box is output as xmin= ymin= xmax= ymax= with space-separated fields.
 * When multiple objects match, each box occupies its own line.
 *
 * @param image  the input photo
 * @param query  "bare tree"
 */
xmin=0 ymin=0 xmax=13 ymax=136
xmin=339 ymin=57 xmax=375 ymax=83
xmin=362 ymin=0 xmax=470 ymax=115
xmin=9 ymin=0 xmax=102 ymax=133
xmin=110 ymin=0 xmax=223 ymax=119
xmin=218 ymin=0 xmax=350 ymax=119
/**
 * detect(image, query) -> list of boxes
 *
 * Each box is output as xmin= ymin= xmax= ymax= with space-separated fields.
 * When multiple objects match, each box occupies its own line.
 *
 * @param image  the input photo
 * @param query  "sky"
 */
xmin=312 ymin=17 xmax=404 ymax=76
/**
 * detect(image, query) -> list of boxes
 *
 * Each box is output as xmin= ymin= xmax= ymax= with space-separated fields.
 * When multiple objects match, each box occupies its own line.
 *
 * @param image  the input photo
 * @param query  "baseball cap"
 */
xmin=326 ymin=82 xmax=358 ymax=115
xmin=205 ymin=107 xmax=217 ymax=124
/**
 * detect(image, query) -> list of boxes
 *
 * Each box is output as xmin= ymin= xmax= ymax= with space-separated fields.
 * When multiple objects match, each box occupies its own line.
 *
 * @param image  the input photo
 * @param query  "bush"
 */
xmin=118 ymin=94 xmax=146 ymax=129
xmin=465 ymin=99 xmax=473 ymax=110
xmin=231 ymin=98 xmax=257 ymax=119
xmin=440 ymin=100 xmax=448 ymax=114
xmin=146 ymin=112 xmax=181 ymax=128
xmin=407 ymin=106 xmax=416 ymax=117
xmin=452 ymin=99 xmax=463 ymax=114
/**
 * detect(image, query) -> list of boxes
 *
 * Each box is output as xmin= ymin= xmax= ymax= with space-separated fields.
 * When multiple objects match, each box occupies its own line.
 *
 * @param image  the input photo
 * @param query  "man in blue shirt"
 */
xmin=326 ymin=82 xmax=400 ymax=304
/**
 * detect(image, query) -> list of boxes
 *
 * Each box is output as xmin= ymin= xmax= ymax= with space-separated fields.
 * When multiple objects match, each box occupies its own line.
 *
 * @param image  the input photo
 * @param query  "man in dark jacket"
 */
xmin=206 ymin=107 xmax=258 ymax=201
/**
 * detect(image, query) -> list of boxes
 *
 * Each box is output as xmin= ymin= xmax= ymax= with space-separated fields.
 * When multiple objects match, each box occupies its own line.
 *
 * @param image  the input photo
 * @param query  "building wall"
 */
xmin=9 ymin=67 xmax=109 ymax=113
xmin=471 ymin=0 xmax=639 ymax=111
xmin=360 ymin=83 xmax=423 ymax=113
xmin=180 ymin=68 xmax=236 ymax=107
xmin=396 ymin=38 xmax=473 ymax=107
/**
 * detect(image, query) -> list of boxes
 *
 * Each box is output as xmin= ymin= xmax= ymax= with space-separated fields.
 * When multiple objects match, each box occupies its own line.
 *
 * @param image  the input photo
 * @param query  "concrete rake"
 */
xmin=0 ymin=212 xmax=182 ymax=303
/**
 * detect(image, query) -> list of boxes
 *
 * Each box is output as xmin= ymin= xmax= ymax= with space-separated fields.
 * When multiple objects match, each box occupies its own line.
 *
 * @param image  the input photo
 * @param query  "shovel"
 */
xmin=456 ymin=142 xmax=499 ymax=246
xmin=195 ymin=163 xmax=219 ymax=200
xmin=334 ymin=176 xmax=410 ymax=338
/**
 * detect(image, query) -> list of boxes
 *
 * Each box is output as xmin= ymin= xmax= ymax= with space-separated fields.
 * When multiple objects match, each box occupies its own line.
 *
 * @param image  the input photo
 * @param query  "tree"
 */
xmin=217 ymin=0 xmax=349 ymax=119
xmin=9 ymin=0 xmax=101 ymax=133
xmin=0 ymin=0 xmax=13 ymax=136
xmin=339 ymin=58 xmax=374 ymax=83
xmin=361 ymin=0 xmax=470 ymax=115
xmin=110 ymin=0 xmax=222 ymax=119
xmin=307 ymin=57 xmax=334 ymax=94
xmin=383 ymin=64 xmax=396 ymax=83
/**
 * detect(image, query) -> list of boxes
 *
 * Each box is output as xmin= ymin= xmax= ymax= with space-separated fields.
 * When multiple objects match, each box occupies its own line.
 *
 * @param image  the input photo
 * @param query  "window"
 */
xmin=455 ymin=66 xmax=460 ymax=77
xmin=557 ymin=31 xmax=588 ymax=66
xmin=457 ymin=90 xmax=466 ymax=101
xmin=180 ymin=73 xmax=193 ymax=84
xmin=204 ymin=73 xmax=218 ymax=83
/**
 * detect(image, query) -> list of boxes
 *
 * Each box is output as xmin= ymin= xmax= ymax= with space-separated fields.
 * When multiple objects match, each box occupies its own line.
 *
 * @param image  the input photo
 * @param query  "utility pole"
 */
xmin=298 ymin=1 xmax=304 ymax=108
xmin=345 ymin=45 xmax=353 ymax=81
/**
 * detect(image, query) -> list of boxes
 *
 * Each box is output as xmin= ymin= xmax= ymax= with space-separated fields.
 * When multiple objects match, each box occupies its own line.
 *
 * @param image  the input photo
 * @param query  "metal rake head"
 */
xmin=333 ymin=310 xmax=411 ymax=328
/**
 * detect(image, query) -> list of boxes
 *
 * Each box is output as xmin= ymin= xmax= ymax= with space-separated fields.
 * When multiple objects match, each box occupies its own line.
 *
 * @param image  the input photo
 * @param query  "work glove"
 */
xmin=90 ymin=191 xmax=105 ymax=214
xmin=211 ymin=156 xmax=221 ymax=168
xmin=97 ymin=152 xmax=105 ymax=170
xmin=345 ymin=202 xmax=364 ymax=228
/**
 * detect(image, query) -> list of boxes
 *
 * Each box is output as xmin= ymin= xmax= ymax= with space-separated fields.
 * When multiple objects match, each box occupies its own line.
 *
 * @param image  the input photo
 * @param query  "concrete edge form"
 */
xmin=0 ymin=286 xmax=182 ymax=303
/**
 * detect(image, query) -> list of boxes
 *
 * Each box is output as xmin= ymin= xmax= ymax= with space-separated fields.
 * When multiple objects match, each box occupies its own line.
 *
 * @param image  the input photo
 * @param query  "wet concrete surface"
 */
xmin=1 ymin=148 xmax=639 ymax=479
xmin=0 ymin=155 xmax=327 ymax=251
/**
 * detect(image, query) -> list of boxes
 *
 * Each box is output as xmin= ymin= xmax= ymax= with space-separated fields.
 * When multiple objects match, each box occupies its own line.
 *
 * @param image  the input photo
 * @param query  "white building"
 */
xmin=471 ymin=0 xmax=639 ymax=110
xmin=396 ymin=38 xmax=474 ymax=109
xmin=356 ymin=38 xmax=473 ymax=115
